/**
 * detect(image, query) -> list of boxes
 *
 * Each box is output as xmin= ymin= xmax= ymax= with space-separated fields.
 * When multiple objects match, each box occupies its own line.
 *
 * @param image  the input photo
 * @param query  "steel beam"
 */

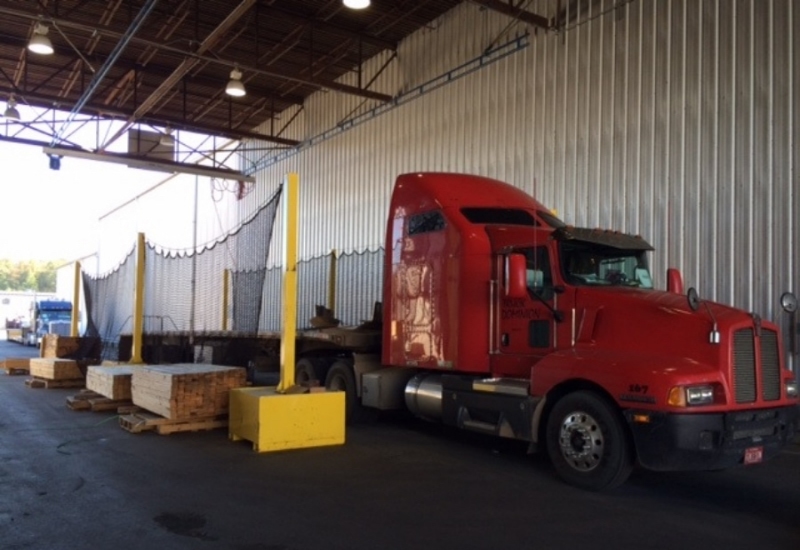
xmin=0 ymin=85 xmax=300 ymax=146
xmin=98 ymin=0 xmax=258 ymax=149
xmin=0 ymin=5 xmax=393 ymax=102
xmin=50 ymin=0 xmax=160 ymax=146
xmin=43 ymin=145 xmax=256 ymax=182
xmin=470 ymin=0 xmax=551 ymax=29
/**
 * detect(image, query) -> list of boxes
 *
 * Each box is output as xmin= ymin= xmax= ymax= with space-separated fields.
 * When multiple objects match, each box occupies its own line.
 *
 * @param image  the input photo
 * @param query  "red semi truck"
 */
xmin=311 ymin=172 xmax=798 ymax=490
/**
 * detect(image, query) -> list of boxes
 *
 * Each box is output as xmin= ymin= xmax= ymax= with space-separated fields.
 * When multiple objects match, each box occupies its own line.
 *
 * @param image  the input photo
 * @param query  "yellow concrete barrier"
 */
xmin=228 ymin=387 xmax=345 ymax=452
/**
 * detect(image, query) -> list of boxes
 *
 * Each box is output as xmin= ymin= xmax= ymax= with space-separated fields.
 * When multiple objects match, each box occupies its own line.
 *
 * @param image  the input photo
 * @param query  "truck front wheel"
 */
xmin=545 ymin=391 xmax=633 ymax=491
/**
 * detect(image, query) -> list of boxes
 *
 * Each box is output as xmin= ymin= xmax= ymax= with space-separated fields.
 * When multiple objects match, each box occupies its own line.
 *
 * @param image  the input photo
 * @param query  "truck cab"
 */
xmin=28 ymin=300 xmax=72 ymax=346
xmin=377 ymin=172 xmax=798 ymax=490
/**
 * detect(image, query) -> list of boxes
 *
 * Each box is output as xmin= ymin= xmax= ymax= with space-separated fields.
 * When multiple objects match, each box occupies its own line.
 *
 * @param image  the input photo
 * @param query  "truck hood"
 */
xmin=571 ymin=287 xmax=767 ymax=367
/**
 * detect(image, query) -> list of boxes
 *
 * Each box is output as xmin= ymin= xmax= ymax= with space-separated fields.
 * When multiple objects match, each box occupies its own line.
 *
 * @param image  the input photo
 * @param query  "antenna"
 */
xmin=687 ymin=287 xmax=720 ymax=344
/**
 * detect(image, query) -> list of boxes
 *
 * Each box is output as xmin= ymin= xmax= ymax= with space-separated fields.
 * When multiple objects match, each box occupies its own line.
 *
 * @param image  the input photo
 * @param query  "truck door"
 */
xmin=495 ymin=245 xmax=558 ymax=376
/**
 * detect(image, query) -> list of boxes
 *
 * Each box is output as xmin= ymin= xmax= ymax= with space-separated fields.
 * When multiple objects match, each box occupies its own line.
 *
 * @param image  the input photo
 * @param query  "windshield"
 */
xmin=39 ymin=311 xmax=72 ymax=324
xmin=560 ymin=242 xmax=653 ymax=288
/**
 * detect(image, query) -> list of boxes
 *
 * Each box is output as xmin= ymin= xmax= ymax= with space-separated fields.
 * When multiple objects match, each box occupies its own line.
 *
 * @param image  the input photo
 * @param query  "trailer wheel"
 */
xmin=295 ymin=357 xmax=329 ymax=386
xmin=325 ymin=360 xmax=361 ymax=423
xmin=545 ymin=391 xmax=633 ymax=491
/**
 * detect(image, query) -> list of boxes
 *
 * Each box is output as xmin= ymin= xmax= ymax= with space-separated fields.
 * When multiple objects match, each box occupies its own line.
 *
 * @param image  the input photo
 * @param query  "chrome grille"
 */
xmin=760 ymin=330 xmax=781 ymax=401
xmin=733 ymin=329 xmax=756 ymax=403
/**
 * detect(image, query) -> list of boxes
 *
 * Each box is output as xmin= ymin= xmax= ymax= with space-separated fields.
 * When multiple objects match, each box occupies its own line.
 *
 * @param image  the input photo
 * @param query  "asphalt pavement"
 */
xmin=1 ymin=339 xmax=798 ymax=550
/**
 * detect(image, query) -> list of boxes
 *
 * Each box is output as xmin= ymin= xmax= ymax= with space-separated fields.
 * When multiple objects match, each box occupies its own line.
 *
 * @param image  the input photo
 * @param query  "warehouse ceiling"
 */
xmin=0 ymin=1 xmax=554 ymax=176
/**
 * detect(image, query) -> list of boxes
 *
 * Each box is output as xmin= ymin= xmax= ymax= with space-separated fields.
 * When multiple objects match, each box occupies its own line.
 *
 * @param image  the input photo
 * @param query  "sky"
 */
xmin=0 ymin=109 xmax=168 ymax=262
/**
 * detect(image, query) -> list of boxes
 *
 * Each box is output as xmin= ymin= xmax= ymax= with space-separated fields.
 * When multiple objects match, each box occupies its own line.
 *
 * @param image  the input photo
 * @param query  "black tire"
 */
xmin=295 ymin=357 xmax=330 ymax=386
xmin=545 ymin=391 xmax=634 ymax=491
xmin=324 ymin=360 xmax=362 ymax=423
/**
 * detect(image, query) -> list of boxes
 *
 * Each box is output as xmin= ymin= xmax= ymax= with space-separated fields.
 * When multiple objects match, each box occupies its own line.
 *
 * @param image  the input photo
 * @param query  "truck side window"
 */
xmin=408 ymin=210 xmax=446 ymax=236
xmin=524 ymin=247 xmax=553 ymax=299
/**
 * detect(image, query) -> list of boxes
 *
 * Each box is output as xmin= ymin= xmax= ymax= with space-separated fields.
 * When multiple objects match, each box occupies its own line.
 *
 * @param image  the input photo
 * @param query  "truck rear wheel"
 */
xmin=325 ymin=360 xmax=361 ymax=423
xmin=545 ymin=391 xmax=633 ymax=491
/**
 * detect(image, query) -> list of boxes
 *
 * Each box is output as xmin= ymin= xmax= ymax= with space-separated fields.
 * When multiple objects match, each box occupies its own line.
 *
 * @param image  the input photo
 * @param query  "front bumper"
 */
xmin=624 ymin=405 xmax=798 ymax=471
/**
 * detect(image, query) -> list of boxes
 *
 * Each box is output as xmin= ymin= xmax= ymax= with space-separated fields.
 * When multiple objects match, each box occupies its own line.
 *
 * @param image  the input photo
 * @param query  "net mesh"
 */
xmin=82 ymin=249 xmax=136 ymax=360
xmin=144 ymin=187 xmax=282 ymax=334
xmin=260 ymin=248 xmax=384 ymax=331
xmin=82 ymin=186 xmax=384 ymax=360
xmin=83 ymin=188 xmax=281 ymax=359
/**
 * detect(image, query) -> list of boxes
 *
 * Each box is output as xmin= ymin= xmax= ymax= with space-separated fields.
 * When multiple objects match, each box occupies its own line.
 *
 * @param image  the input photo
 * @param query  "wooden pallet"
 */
xmin=26 ymin=377 xmax=85 ymax=389
xmin=118 ymin=412 xmax=227 ymax=435
xmin=2 ymin=358 xmax=30 ymax=376
xmin=66 ymin=390 xmax=95 ymax=410
xmin=66 ymin=389 xmax=137 ymax=413
xmin=3 ymin=365 xmax=29 ymax=376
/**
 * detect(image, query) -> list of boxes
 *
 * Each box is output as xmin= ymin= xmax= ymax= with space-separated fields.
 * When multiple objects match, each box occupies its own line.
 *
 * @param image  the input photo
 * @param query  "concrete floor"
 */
xmin=1 ymin=339 xmax=799 ymax=550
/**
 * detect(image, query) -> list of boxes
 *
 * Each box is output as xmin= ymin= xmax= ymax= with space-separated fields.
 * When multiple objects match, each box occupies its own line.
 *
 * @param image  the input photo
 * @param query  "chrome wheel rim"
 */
xmin=558 ymin=411 xmax=604 ymax=472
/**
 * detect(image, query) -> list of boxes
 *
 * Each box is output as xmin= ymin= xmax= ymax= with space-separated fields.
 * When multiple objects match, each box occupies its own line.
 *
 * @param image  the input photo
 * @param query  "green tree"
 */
xmin=0 ymin=260 xmax=63 ymax=292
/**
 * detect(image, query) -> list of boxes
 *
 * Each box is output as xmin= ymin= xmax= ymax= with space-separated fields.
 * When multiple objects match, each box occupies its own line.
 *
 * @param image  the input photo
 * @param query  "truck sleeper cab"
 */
xmin=361 ymin=172 xmax=798 ymax=491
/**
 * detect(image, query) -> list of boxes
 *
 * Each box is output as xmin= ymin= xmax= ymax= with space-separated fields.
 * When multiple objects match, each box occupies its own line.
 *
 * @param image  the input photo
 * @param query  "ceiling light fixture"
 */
xmin=28 ymin=23 xmax=54 ymax=55
xmin=3 ymin=98 xmax=20 ymax=121
xmin=343 ymin=0 xmax=371 ymax=8
xmin=225 ymin=67 xmax=246 ymax=97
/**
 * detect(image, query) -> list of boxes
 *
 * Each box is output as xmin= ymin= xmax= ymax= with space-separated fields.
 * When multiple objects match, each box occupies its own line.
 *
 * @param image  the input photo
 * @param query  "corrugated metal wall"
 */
xmin=95 ymin=1 xmax=798 ymax=350
xmin=239 ymin=0 xmax=797 ymax=344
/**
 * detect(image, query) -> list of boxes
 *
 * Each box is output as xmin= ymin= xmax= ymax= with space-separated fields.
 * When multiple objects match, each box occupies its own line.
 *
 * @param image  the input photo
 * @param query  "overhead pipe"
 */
xmin=50 ymin=0 xmax=159 ymax=147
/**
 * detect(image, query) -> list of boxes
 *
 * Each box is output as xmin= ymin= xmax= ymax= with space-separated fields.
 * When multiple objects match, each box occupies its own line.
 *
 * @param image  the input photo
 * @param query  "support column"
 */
xmin=131 ymin=232 xmax=146 ymax=364
xmin=277 ymin=173 xmax=299 ymax=392
xmin=71 ymin=261 xmax=81 ymax=337
xmin=222 ymin=269 xmax=230 ymax=331
xmin=328 ymin=249 xmax=337 ymax=315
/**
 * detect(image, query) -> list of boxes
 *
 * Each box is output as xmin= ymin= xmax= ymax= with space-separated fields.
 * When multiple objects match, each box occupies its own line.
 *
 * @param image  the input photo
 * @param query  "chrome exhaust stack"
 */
xmin=404 ymin=373 xmax=443 ymax=421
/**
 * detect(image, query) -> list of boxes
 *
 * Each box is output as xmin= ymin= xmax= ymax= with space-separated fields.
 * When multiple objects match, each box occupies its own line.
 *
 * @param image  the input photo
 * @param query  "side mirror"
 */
xmin=667 ymin=268 xmax=684 ymax=294
xmin=781 ymin=292 xmax=797 ymax=356
xmin=505 ymin=254 xmax=527 ymax=298
xmin=780 ymin=292 xmax=797 ymax=314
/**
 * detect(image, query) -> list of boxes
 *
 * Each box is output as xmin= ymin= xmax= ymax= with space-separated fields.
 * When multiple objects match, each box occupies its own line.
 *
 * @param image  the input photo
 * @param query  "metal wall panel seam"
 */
xmin=792 ymin=0 xmax=797 ymax=320
xmin=619 ymin=1 xmax=630 ymax=232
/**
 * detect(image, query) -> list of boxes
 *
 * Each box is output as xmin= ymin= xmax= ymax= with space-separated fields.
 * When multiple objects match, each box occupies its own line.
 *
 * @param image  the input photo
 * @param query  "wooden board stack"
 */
xmin=1 ymin=358 xmax=30 ymax=375
xmin=131 ymin=364 xmax=246 ymax=420
xmin=29 ymin=358 xmax=83 ymax=380
xmin=86 ymin=366 xmax=137 ymax=400
xmin=41 ymin=335 xmax=82 ymax=358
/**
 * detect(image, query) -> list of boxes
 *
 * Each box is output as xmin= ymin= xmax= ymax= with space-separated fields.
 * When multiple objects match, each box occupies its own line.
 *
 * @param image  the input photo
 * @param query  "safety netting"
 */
xmin=82 ymin=185 xmax=385 ymax=361
xmin=143 ymin=187 xmax=282 ymax=334
xmin=260 ymin=248 xmax=384 ymax=331
xmin=83 ymin=188 xmax=281 ymax=359
xmin=82 ymin=248 xmax=136 ymax=360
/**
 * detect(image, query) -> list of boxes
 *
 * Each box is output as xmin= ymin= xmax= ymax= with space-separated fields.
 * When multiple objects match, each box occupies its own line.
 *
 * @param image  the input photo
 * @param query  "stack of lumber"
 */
xmin=1 ymin=358 xmax=30 ymax=374
xmin=29 ymin=358 xmax=83 ymax=380
xmin=40 ymin=334 xmax=101 ymax=361
xmin=131 ymin=364 xmax=246 ymax=420
xmin=86 ymin=366 xmax=137 ymax=400
xmin=41 ymin=335 xmax=82 ymax=358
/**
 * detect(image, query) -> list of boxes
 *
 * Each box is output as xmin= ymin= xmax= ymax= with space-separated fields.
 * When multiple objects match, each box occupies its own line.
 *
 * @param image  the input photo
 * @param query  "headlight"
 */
xmin=686 ymin=385 xmax=715 ymax=405
xmin=668 ymin=384 xmax=719 ymax=407
xmin=787 ymin=381 xmax=798 ymax=398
